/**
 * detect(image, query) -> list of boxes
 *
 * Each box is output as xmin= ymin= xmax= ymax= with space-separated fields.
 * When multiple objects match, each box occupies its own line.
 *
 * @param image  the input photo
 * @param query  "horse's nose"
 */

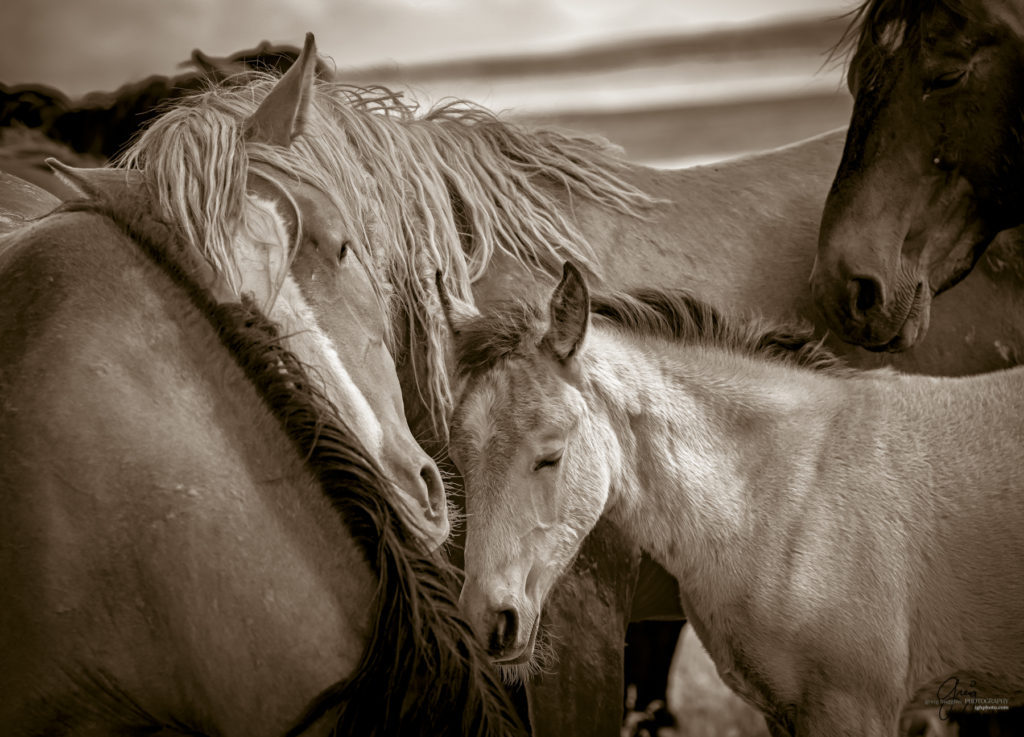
xmin=418 ymin=462 xmax=445 ymax=521
xmin=487 ymin=607 xmax=520 ymax=658
xmin=847 ymin=273 xmax=885 ymax=321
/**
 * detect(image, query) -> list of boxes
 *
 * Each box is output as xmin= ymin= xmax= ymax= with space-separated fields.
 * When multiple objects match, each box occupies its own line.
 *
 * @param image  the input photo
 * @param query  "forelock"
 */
xmin=834 ymin=0 xmax=976 ymax=91
xmin=452 ymin=299 xmax=548 ymax=381
xmin=452 ymin=352 xmax=572 ymax=467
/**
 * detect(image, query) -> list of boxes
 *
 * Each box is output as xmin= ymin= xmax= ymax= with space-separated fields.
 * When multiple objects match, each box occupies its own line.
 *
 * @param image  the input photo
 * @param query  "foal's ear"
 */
xmin=47 ymin=159 xmax=143 ymax=198
xmin=435 ymin=270 xmax=480 ymax=336
xmin=542 ymin=261 xmax=590 ymax=362
xmin=243 ymin=32 xmax=317 ymax=146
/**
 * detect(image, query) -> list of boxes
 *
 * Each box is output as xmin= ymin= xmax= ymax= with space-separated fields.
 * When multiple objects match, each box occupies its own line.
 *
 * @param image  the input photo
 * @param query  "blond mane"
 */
xmin=116 ymin=75 xmax=656 ymax=435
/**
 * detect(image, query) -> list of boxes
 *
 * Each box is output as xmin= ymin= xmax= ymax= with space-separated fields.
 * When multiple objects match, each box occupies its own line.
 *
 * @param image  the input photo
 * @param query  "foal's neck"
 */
xmin=583 ymin=328 xmax=873 ymax=580
xmin=583 ymin=325 xmax=1019 ymax=592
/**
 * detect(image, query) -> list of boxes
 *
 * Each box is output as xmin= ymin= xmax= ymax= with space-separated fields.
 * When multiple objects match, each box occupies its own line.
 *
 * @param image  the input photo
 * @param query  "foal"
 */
xmin=447 ymin=262 xmax=1024 ymax=736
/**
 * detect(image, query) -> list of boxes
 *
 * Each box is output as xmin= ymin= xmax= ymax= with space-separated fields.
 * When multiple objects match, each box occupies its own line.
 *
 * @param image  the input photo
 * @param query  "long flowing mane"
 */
xmin=831 ymin=0 xmax=977 ymax=87
xmin=113 ymin=73 xmax=656 ymax=434
xmin=62 ymin=192 xmax=524 ymax=736
xmin=453 ymin=286 xmax=852 ymax=379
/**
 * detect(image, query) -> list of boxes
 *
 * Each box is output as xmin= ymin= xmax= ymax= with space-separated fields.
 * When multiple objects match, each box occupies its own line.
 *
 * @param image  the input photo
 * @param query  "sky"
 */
xmin=2 ymin=0 xmax=853 ymax=97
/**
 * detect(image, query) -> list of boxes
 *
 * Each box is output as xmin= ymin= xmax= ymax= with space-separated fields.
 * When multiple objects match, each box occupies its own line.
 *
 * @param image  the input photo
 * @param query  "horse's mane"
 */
xmin=830 ymin=0 xmax=977 ymax=88
xmin=0 ymin=125 xmax=104 ymax=167
xmin=114 ymin=72 xmax=656 ymax=436
xmin=61 ymin=191 xmax=524 ymax=737
xmin=454 ymin=286 xmax=852 ymax=380
xmin=1 ymin=48 xmax=287 ymax=161
xmin=0 ymin=82 xmax=71 ymax=130
xmin=590 ymin=289 xmax=851 ymax=374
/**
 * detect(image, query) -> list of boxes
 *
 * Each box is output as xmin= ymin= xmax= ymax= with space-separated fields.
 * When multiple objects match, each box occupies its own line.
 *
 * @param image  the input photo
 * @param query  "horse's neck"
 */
xmin=582 ymin=329 xmax=1020 ymax=589
xmin=586 ymin=331 xmax=837 ymax=570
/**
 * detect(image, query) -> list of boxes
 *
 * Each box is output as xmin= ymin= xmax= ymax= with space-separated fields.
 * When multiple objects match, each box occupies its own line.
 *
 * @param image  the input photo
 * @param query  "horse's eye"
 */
xmin=926 ymin=69 xmax=965 ymax=93
xmin=533 ymin=451 xmax=563 ymax=472
xmin=337 ymin=239 xmax=350 ymax=262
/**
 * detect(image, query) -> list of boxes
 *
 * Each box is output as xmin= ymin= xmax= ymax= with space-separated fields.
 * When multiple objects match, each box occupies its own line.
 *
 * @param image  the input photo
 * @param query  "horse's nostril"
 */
xmin=848 ymin=275 xmax=883 ymax=316
xmin=419 ymin=463 xmax=445 ymax=519
xmin=489 ymin=608 xmax=519 ymax=656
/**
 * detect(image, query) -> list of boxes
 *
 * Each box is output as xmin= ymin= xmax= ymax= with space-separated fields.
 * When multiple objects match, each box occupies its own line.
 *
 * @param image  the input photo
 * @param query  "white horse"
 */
xmin=445 ymin=262 xmax=1024 ymax=736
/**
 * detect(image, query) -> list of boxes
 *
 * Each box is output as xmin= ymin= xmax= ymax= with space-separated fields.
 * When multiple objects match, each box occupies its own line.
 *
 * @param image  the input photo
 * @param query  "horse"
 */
xmin=0 ymin=126 xmax=105 ymax=200
xmin=186 ymin=39 xmax=334 ymax=81
xmin=0 ymin=160 xmax=522 ymax=735
xmin=811 ymin=0 xmax=1024 ymax=350
xmin=123 ymin=35 xmax=1024 ymax=734
xmin=445 ymin=261 xmax=1024 ymax=737
xmin=89 ymin=34 xmax=449 ymax=547
xmin=0 ymin=167 xmax=61 ymax=235
xmin=0 ymin=39 xmax=320 ymax=164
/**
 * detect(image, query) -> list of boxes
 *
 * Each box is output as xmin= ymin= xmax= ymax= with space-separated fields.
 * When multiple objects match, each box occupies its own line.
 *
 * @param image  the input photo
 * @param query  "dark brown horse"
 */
xmin=812 ymin=0 xmax=1024 ymax=350
xmin=0 ymin=41 xmax=321 ymax=162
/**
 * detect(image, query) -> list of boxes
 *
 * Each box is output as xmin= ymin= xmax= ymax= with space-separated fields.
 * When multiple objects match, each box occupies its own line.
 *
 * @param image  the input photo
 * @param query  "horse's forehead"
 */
xmin=457 ymin=361 xmax=567 ymax=454
xmin=289 ymin=181 xmax=346 ymax=239
xmin=877 ymin=18 xmax=908 ymax=53
xmin=456 ymin=375 xmax=505 ymax=458
xmin=248 ymin=166 xmax=347 ymax=245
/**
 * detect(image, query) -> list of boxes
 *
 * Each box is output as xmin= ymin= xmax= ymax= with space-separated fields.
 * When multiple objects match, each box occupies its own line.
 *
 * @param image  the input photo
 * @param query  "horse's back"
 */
xmin=0 ymin=210 xmax=372 ymax=734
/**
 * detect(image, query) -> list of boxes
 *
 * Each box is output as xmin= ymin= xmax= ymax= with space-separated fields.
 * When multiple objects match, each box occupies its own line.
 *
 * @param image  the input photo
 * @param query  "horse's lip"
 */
xmin=493 ymin=612 xmax=541 ymax=665
xmin=861 ymin=281 xmax=926 ymax=352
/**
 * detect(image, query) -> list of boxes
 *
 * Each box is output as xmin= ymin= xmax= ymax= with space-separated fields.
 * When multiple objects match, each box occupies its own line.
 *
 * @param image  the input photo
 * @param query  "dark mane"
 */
xmin=1 ymin=43 xmax=315 ymax=161
xmin=591 ymin=289 xmax=849 ymax=373
xmin=831 ymin=0 xmax=976 ymax=90
xmin=454 ymin=286 xmax=848 ymax=379
xmin=63 ymin=193 xmax=524 ymax=737
xmin=454 ymin=299 xmax=548 ymax=380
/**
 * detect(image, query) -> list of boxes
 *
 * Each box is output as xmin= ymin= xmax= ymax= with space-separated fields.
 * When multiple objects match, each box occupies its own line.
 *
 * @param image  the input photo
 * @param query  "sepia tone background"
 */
xmin=1 ymin=0 xmax=855 ymax=167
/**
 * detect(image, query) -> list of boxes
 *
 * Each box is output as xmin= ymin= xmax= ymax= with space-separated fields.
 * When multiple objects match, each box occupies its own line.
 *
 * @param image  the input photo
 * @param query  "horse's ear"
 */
xmin=188 ymin=48 xmax=220 ymax=76
xmin=187 ymin=48 xmax=252 ymax=81
xmin=435 ymin=270 xmax=480 ymax=336
xmin=542 ymin=261 xmax=590 ymax=363
xmin=243 ymin=32 xmax=317 ymax=146
xmin=46 ymin=159 xmax=143 ymax=198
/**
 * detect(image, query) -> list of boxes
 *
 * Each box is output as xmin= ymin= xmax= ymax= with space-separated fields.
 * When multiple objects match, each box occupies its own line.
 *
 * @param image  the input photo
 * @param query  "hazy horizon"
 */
xmin=2 ymin=0 xmax=854 ymax=96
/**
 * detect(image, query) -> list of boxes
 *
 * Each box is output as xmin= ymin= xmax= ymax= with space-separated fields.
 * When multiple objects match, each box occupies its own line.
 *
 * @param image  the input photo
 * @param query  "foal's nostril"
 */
xmin=488 ymin=608 xmax=519 ymax=656
xmin=419 ymin=463 xmax=445 ymax=520
xmin=848 ymin=275 xmax=883 ymax=317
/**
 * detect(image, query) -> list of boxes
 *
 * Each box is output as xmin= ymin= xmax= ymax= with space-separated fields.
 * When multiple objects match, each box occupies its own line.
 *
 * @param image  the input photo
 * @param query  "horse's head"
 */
xmin=444 ymin=264 xmax=615 ymax=667
xmin=101 ymin=33 xmax=449 ymax=549
xmin=812 ymin=0 xmax=1024 ymax=350
xmin=242 ymin=35 xmax=449 ymax=548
